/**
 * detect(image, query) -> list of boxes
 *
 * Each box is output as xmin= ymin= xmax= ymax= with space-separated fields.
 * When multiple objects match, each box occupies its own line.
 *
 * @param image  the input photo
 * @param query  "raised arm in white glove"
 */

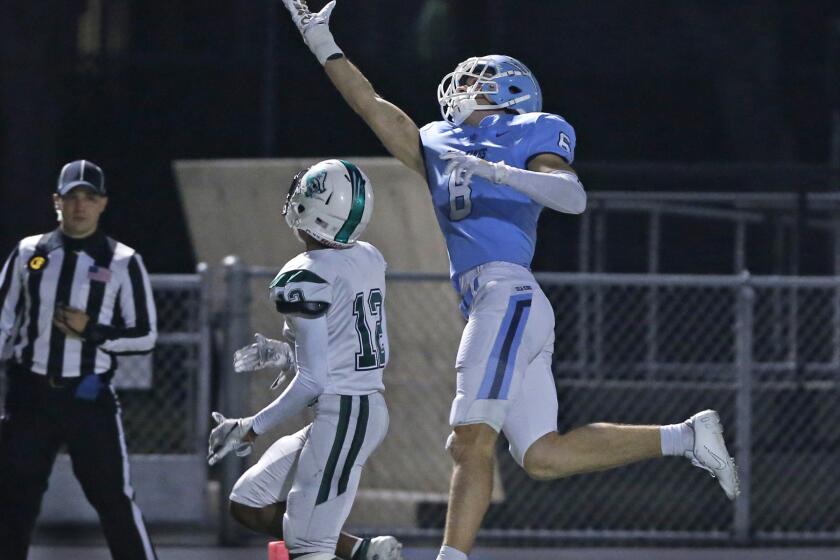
xmin=440 ymin=150 xmax=587 ymax=214
xmin=281 ymin=0 xmax=343 ymax=65
xmin=207 ymin=412 xmax=255 ymax=466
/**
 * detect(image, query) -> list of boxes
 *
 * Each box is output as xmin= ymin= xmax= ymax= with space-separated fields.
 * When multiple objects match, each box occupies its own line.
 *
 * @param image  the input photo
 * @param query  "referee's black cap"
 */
xmin=57 ymin=160 xmax=106 ymax=196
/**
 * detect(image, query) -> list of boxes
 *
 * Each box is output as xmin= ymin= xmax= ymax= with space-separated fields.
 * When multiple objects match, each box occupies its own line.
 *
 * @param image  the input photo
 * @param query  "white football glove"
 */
xmin=207 ymin=412 xmax=255 ymax=466
xmin=281 ymin=0 xmax=343 ymax=65
xmin=234 ymin=333 xmax=294 ymax=372
xmin=440 ymin=150 xmax=509 ymax=187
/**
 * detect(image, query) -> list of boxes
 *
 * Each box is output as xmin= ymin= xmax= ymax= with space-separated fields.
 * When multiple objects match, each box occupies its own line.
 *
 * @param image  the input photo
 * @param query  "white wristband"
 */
xmin=305 ymin=25 xmax=343 ymax=65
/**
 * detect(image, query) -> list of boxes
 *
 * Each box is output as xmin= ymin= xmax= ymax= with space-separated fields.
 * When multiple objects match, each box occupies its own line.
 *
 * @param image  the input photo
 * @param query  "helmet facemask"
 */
xmin=437 ymin=55 xmax=542 ymax=125
xmin=283 ymin=170 xmax=309 ymax=245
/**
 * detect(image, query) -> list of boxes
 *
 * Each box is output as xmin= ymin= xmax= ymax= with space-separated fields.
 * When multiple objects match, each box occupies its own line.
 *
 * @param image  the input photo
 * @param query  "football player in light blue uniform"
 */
xmin=420 ymin=60 xmax=580 ymax=301
xmin=282 ymin=3 xmax=740 ymax=560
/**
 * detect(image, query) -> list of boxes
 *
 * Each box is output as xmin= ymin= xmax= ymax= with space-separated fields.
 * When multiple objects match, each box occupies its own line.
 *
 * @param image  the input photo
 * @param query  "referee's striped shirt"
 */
xmin=0 ymin=228 xmax=157 ymax=381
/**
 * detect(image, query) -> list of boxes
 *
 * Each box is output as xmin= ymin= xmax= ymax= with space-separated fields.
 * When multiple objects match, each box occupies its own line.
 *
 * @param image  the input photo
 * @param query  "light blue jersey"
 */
xmin=419 ymin=112 xmax=576 ymax=289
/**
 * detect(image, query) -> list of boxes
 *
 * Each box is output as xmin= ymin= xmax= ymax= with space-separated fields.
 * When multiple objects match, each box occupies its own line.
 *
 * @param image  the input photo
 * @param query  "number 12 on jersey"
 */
xmin=353 ymin=289 xmax=385 ymax=370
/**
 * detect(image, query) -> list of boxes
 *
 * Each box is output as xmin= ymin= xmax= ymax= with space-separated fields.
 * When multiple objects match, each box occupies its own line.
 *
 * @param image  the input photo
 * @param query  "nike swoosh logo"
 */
xmin=495 ymin=131 xmax=510 ymax=137
xmin=704 ymin=446 xmax=727 ymax=470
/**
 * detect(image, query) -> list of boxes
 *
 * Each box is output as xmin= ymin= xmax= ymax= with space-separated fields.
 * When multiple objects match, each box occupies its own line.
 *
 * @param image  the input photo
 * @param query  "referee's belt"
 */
xmin=7 ymin=361 xmax=113 ymax=390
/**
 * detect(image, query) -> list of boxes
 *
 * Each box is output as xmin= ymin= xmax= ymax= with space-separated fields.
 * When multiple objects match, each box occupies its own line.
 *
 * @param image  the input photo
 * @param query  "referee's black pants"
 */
xmin=0 ymin=365 xmax=157 ymax=560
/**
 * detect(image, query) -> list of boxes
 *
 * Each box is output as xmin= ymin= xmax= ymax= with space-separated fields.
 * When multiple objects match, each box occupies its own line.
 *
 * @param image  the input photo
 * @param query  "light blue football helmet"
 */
xmin=437 ymin=54 xmax=542 ymax=125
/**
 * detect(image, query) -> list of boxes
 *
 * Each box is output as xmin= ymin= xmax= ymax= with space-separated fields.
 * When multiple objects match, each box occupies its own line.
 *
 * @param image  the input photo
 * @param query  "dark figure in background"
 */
xmin=0 ymin=160 xmax=158 ymax=559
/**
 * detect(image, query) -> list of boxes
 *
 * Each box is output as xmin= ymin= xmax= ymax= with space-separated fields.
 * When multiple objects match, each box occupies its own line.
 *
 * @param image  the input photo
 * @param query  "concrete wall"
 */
xmin=173 ymin=158 xmax=450 ymax=274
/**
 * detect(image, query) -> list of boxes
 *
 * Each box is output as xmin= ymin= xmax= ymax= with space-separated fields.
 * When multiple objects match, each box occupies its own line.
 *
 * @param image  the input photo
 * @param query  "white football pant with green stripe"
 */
xmin=230 ymin=393 xmax=388 ymax=556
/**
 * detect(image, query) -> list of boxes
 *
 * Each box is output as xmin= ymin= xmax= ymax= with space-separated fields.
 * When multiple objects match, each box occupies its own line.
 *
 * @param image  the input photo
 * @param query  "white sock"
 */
xmin=437 ymin=545 xmax=468 ymax=560
xmin=660 ymin=422 xmax=694 ymax=456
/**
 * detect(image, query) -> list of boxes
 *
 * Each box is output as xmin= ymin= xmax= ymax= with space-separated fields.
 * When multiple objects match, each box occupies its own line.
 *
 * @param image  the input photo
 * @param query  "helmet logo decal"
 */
xmin=334 ymin=160 xmax=366 ymax=244
xmin=285 ymin=159 xmax=373 ymax=248
xmin=304 ymin=170 xmax=328 ymax=198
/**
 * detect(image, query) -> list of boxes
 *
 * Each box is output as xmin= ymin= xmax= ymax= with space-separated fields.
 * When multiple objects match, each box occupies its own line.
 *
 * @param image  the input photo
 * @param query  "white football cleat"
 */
xmin=685 ymin=409 xmax=740 ymax=500
xmin=358 ymin=536 xmax=404 ymax=560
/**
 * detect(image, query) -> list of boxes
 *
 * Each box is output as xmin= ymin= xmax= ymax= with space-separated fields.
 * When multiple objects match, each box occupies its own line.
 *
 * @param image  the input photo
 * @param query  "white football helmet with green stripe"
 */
xmin=283 ymin=159 xmax=374 ymax=248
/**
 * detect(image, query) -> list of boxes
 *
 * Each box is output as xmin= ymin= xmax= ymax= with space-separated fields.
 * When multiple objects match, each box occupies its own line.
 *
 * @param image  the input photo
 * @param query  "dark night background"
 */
xmin=2 ymin=0 xmax=839 ymax=274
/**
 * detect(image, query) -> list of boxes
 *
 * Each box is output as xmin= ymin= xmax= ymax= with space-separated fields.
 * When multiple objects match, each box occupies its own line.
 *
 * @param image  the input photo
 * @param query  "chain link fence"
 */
xmin=0 ymin=272 xmax=210 ymax=452
xmin=116 ymin=272 xmax=211 ymax=455
xmin=220 ymin=265 xmax=840 ymax=544
xmin=0 ymin=271 xmax=212 ymax=523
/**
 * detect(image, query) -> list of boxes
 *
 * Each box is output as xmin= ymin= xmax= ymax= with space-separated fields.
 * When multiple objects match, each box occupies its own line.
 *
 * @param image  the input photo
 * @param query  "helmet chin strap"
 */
xmin=451 ymin=90 xmax=529 ymax=125
xmin=451 ymin=97 xmax=481 ymax=125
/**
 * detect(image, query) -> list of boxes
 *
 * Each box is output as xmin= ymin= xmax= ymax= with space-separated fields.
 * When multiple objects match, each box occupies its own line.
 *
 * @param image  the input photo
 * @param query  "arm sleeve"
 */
xmin=92 ymin=254 xmax=158 ymax=353
xmin=500 ymin=166 xmax=587 ymax=214
xmin=0 ymin=245 xmax=22 ymax=353
xmin=270 ymin=268 xmax=333 ymax=317
xmin=251 ymin=315 xmax=329 ymax=434
xmin=525 ymin=114 xmax=577 ymax=165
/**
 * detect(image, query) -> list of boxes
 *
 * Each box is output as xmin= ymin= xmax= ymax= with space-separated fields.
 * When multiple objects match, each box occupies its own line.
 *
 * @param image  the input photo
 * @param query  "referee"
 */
xmin=0 ymin=160 xmax=158 ymax=559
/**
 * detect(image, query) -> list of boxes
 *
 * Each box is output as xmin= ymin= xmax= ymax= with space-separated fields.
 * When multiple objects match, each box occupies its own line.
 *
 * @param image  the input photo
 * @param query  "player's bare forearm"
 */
xmin=324 ymin=57 xmax=425 ymax=177
xmin=527 ymin=152 xmax=577 ymax=175
xmin=280 ymin=0 xmax=423 ymax=176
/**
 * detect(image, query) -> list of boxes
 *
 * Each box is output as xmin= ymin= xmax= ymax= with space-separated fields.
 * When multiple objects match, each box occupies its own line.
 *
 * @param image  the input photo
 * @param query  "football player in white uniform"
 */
xmin=280 ymin=3 xmax=740 ymax=560
xmin=208 ymin=160 xmax=402 ymax=560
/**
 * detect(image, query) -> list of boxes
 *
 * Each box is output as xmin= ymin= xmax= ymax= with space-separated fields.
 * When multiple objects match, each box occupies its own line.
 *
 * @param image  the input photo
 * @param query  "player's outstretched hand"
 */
xmin=233 ymin=333 xmax=295 ymax=373
xmin=281 ymin=0 xmax=343 ymax=65
xmin=441 ymin=150 xmax=509 ymax=187
xmin=207 ymin=412 xmax=255 ymax=466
